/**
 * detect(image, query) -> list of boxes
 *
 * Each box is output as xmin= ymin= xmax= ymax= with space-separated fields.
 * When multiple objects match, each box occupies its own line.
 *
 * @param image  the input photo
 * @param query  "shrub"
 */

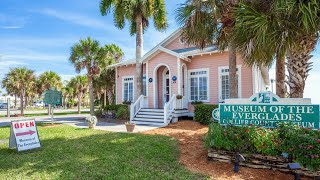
xmin=205 ymin=123 xmax=320 ymax=171
xmin=94 ymin=109 xmax=103 ymax=117
xmin=116 ymin=105 xmax=130 ymax=120
xmin=194 ymin=104 xmax=218 ymax=124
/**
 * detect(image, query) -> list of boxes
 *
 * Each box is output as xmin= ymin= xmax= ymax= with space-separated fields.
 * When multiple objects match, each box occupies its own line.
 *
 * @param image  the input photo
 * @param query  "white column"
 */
xmin=177 ymin=58 xmax=181 ymax=95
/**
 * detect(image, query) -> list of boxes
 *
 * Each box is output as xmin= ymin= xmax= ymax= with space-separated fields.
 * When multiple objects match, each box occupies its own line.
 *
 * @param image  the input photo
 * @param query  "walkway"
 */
xmin=0 ymin=115 xmax=163 ymax=133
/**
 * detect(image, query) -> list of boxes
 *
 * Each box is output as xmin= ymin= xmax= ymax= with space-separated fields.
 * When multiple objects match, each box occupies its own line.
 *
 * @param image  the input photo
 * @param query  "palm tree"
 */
xmin=37 ymin=71 xmax=63 ymax=93
xmin=69 ymin=75 xmax=88 ymax=114
xmin=176 ymin=0 xmax=240 ymax=98
xmin=100 ymin=0 xmax=167 ymax=101
xmin=69 ymin=37 xmax=109 ymax=115
xmin=233 ymin=0 xmax=320 ymax=98
xmin=2 ymin=76 xmax=19 ymax=107
xmin=93 ymin=44 xmax=123 ymax=107
xmin=2 ymin=68 xmax=36 ymax=115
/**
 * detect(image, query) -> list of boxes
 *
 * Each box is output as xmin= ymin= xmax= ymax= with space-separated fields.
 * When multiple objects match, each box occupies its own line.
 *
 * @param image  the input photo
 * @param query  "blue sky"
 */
xmin=0 ymin=0 xmax=319 ymax=102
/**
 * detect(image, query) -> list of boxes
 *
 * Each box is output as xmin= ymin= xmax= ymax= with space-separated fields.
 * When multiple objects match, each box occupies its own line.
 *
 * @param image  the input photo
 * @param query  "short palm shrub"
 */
xmin=116 ymin=105 xmax=130 ymax=120
xmin=206 ymin=123 xmax=320 ymax=171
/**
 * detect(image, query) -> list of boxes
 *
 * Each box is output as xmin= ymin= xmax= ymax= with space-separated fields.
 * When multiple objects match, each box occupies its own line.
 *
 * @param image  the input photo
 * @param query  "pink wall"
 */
xmin=164 ymin=35 xmax=190 ymax=50
xmin=115 ymin=64 xmax=145 ymax=104
xmin=147 ymin=51 xmax=178 ymax=108
xmin=186 ymin=52 xmax=253 ymax=111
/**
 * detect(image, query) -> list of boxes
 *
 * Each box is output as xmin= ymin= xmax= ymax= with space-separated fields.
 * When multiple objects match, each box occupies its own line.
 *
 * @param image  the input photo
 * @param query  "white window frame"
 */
xmin=122 ymin=76 xmax=134 ymax=102
xmin=218 ymin=65 xmax=242 ymax=102
xmin=188 ymin=68 xmax=210 ymax=102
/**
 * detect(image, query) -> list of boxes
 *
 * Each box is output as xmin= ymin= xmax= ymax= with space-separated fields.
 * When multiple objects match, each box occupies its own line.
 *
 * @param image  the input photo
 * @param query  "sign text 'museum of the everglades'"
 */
xmin=220 ymin=104 xmax=319 ymax=129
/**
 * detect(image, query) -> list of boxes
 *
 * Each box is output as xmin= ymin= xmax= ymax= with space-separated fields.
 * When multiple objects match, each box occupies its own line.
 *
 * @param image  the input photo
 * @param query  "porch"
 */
xmin=130 ymin=95 xmax=189 ymax=126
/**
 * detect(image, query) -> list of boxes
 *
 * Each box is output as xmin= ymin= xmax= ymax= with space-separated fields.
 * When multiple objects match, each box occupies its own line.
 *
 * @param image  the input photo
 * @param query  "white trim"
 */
xmin=218 ymin=65 xmax=242 ymax=102
xmin=162 ymin=68 xmax=170 ymax=107
xmin=153 ymin=63 xmax=171 ymax=108
xmin=177 ymin=58 xmax=181 ymax=95
xmin=187 ymin=68 xmax=210 ymax=102
xmin=115 ymin=67 xmax=118 ymax=103
xmin=122 ymin=76 xmax=134 ymax=102
xmin=146 ymin=61 xmax=149 ymax=97
xmin=181 ymin=63 xmax=188 ymax=96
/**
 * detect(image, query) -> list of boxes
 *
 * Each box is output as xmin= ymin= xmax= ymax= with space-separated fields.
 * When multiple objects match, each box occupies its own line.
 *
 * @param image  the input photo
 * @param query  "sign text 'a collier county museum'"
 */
xmin=9 ymin=119 xmax=41 ymax=152
xmin=218 ymin=92 xmax=320 ymax=129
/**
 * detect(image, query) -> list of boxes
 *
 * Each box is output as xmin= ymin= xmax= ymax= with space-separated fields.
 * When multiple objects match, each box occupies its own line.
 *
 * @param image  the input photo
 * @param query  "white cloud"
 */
xmin=37 ymin=8 xmax=113 ymax=31
xmin=3 ymin=54 xmax=68 ymax=62
xmin=1 ymin=26 xmax=23 ymax=29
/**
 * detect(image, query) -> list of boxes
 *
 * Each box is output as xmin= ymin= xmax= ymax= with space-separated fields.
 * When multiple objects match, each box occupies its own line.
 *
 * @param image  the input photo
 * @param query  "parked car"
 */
xmin=33 ymin=101 xmax=44 ymax=108
xmin=0 ymin=103 xmax=14 ymax=109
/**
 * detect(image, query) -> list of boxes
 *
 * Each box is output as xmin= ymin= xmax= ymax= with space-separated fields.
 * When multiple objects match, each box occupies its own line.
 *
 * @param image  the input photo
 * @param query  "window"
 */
xmin=189 ymin=69 xmax=209 ymax=101
xmin=143 ymin=75 xmax=146 ymax=96
xmin=123 ymin=77 xmax=134 ymax=102
xmin=219 ymin=67 xmax=241 ymax=101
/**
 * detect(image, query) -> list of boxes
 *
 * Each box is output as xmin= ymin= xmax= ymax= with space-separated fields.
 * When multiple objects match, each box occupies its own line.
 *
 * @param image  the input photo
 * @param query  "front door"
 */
xmin=163 ymin=70 xmax=170 ymax=106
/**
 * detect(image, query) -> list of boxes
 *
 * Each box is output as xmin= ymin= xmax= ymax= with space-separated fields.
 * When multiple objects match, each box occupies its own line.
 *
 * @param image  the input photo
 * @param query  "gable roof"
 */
xmin=108 ymin=29 xmax=222 ymax=68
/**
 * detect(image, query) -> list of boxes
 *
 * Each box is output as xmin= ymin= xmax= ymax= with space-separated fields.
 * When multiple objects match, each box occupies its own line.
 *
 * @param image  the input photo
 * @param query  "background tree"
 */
xmin=100 ymin=0 xmax=167 ymax=101
xmin=2 ymin=76 xmax=19 ymax=107
xmin=93 ymin=44 xmax=123 ymax=107
xmin=69 ymin=37 xmax=109 ymax=115
xmin=2 ymin=68 xmax=36 ymax=115
xmin=69 ymin=75 xmax=88 ymax=114
xmin=233 ymin=0 xmax=320 ymax=98
xmin=37 ymin=71 xmax=63 ymax=93
xmin=176 ymin=0 xmax=240 ymax=98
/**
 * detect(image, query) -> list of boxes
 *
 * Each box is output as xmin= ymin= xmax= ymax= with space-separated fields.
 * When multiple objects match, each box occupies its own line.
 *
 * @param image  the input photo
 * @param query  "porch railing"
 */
xmin=130 ymin=95 xmax=145 ymax=122
xmin=175 ymin=95 xmax=189 ymax=110
xmin=164 ymin=94 xmax=176 ymax=125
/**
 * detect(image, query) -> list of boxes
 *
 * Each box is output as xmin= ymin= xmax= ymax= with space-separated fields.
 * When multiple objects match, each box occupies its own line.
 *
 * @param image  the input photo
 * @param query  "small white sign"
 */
xmin=9 ymin=119 xmax=41 ymax=152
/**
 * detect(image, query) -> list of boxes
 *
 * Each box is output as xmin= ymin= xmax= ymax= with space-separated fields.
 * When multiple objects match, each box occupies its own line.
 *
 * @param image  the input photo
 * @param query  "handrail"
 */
xmin=164 ymin=94 xmax=176 ymax=125
xmin=130 ymin=95 xmax=145 ymax=122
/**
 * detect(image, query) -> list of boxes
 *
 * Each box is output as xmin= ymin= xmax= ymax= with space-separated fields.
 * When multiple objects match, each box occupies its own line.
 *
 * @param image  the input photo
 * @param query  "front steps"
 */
xmin=131 ymin=108 xmax=189 ymax=126
xmin=131 ymin=109 xmax=165 ymax=125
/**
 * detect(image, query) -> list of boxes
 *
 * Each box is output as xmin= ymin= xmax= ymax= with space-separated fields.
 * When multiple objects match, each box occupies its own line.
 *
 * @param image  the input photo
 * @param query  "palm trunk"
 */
xmin=229 ymin=42 xmax=238 ymax=98
xmin=14 ymin=94 xmax=17 ymax=108
xmin=104 ymin=90 xmax=107 ymax=107
xmin=276 ymin=53 xmax=286 ymax=98
xmin=135 ymin=14 xmax=143 ymax=101
xmin=78 ymin=93 xmax=81 ymax=114
xmin=24 ymin=96 xmax=28 ymax=109
xmin=107 ymin=88 xmax=113 ymax=105
xmin=88 ymin=76 xmax=94 ymax=115
xmin=287 ymin=35 xmax=317 ymax=98
xmin=20 ymin=92 xmax=24 ymax=115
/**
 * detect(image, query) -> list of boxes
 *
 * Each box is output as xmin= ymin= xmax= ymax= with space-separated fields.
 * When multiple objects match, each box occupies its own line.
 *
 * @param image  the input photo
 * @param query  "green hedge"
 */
xmin=104 ymin=104 xmax=130 ymax=120
xmin=194 ymin=104 xmax=219 ymax=125
xmin=205 ymin=123 xmax=320 ymax=171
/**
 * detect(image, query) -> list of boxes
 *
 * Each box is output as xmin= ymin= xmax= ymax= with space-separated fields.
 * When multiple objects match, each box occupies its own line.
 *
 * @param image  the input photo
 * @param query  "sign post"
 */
xmin=43 ymin=87 xmax=62 ymax=124
xmin=213 ymin=91 xmax=320 ymax=129
xmin=9 ymin=119 xmax=41 ymax=152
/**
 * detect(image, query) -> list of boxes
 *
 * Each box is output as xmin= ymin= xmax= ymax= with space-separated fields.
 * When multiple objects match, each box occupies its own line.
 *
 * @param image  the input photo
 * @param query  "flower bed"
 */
xmin=206 ymin=123 xmax=320 ymax=177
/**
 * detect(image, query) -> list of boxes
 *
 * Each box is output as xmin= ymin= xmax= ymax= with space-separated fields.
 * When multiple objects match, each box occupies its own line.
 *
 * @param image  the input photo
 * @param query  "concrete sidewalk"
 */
xmin=0 ymin=115 xmax=163 ymax=133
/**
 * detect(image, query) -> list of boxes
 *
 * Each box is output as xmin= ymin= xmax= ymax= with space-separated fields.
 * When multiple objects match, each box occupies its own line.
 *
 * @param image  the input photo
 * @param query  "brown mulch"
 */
xmin=142 ymin=120 xmax=298 ymax=180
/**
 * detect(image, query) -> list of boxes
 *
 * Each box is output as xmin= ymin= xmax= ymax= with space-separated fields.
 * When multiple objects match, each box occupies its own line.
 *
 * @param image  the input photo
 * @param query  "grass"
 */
xmin=0 ymin=124 xmax=206 ymax=179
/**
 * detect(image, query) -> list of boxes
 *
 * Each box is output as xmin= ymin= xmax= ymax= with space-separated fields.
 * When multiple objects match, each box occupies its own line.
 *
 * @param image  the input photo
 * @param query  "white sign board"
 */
xmin=9 ymin=119 xmax=41 ymax=151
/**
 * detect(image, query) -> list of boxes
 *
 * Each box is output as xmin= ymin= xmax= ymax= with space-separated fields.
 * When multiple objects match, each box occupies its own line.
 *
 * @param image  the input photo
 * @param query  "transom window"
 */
xmin=189 ymin=69 xmax=209 ymax=101
xmin=219 ymin=67 xmax=241 ymax=101
xmin=123 ymin=77 xmax=133 ymax=102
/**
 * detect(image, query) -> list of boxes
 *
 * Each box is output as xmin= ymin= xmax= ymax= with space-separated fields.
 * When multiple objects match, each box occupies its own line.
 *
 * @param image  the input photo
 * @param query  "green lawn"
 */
xmin=0 ymin=124 xmax=206 ymax=179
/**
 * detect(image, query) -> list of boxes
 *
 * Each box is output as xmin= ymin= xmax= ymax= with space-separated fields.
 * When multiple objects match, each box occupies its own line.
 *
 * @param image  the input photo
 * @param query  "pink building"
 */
xmin=109 ymin=30 xmax=268 ymax=125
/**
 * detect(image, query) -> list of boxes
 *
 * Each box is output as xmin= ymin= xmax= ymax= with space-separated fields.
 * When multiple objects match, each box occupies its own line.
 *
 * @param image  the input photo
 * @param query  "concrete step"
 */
xmin=131 ymin=120 xmax=165 ymax=125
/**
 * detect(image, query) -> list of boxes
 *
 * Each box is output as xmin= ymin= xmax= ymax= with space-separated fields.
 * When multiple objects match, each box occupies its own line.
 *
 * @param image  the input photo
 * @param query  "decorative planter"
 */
xmin=88 ymin=122 xmax=96 ymax=129
xmin=125 ymin=124 xmax=135 ymax=132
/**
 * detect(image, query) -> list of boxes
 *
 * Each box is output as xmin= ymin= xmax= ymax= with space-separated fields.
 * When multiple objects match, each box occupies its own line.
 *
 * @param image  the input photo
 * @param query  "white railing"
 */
xmin=164 ymin=94 xmax=176 ymax=125
xmin=130 ymin=95 xmax=145 ymax=122
xmin=175 ymin=95 xmax=189 ymax=110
